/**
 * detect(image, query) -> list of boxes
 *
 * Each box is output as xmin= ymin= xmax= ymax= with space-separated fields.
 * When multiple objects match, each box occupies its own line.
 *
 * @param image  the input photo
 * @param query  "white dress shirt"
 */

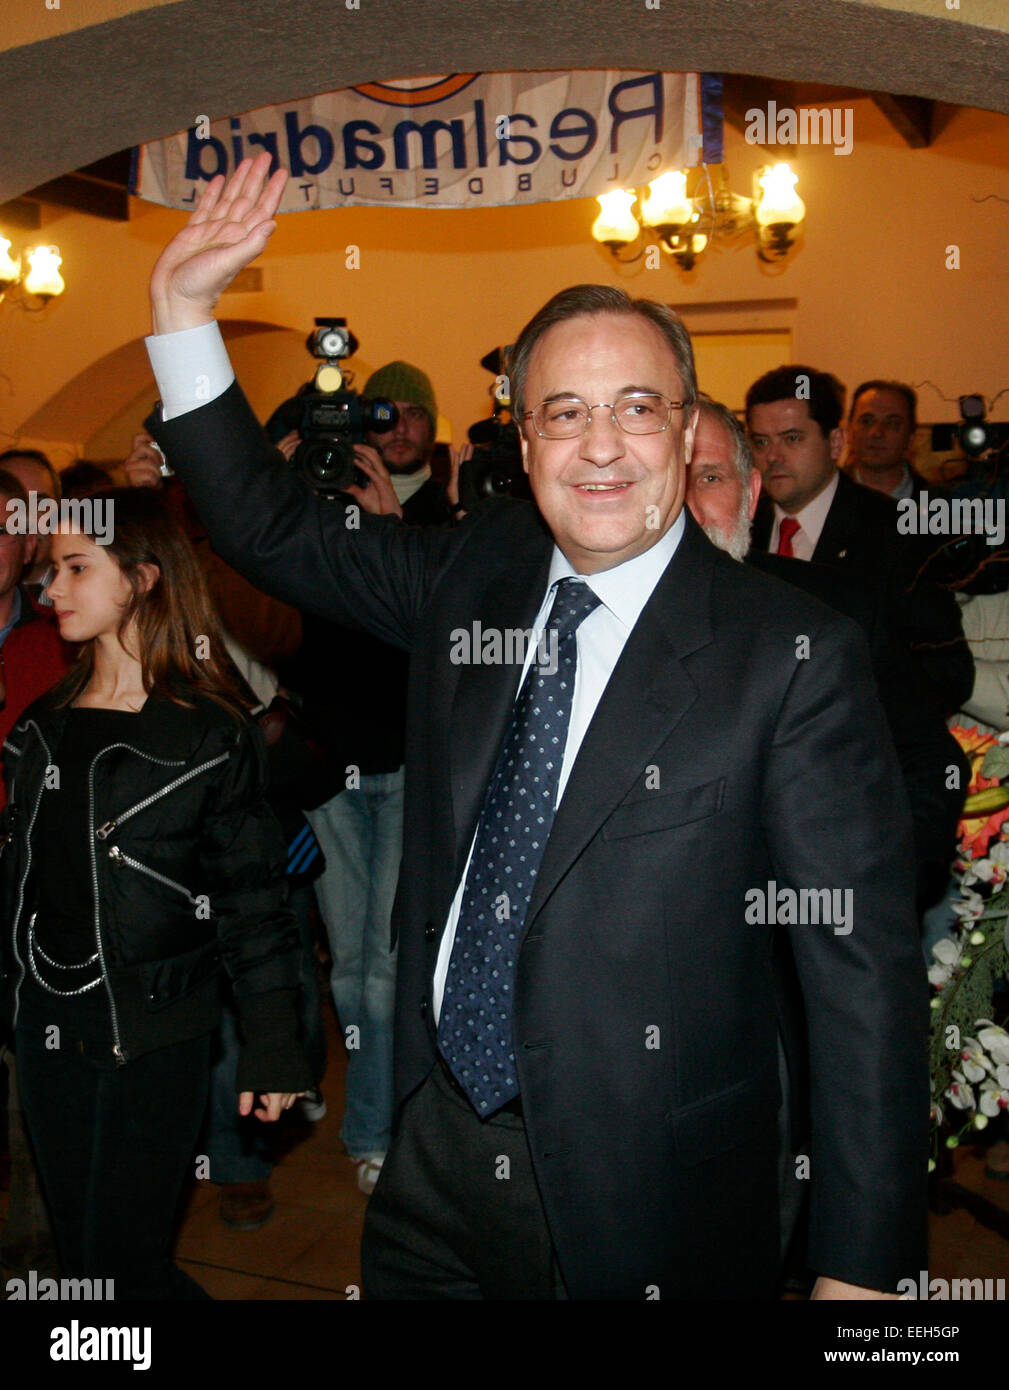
xmin=432 ymin=516 xmax=683 ymax=1020
xmin=854 ymin=462 xmax=913 ymax=500
xmin=769 ymin=470 xmax=839 ymax=561
xmin=146 ymin=321 xmax=235 ymax=421
xmin=144 ymin=322 xmax=686 ymax=1024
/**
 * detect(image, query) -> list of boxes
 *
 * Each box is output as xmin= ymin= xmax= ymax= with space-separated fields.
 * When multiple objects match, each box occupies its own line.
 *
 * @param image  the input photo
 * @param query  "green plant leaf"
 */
xmin=981 ymin=745 xmax=1009 ymax=780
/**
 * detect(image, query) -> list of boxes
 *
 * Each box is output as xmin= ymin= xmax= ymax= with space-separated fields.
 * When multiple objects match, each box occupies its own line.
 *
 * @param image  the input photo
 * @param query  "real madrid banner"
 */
xmin=132 ymin=71 xmax=710 ymax=212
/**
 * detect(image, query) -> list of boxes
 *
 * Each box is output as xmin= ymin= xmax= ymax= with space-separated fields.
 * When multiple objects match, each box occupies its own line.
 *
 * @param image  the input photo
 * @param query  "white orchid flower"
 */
xmin=976 ymin=1023 xmax=1009 ymax=1067
xmin=945 ymin=1071 xmax=976 ymax=1110
xmin=952 ymin=889 xmax=986 ymax=922
xmin=928 ymin=936 xmax=962 ymax=988
xmin=979 ymin=1068 xmax=1009 ymax=1118
xmin=960 ymin=1039 xmax=995 ymax=1082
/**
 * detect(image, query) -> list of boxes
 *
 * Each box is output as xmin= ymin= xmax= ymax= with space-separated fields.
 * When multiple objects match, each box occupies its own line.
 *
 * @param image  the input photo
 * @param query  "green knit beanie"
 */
xmin=363 ymin=361 xmax=437 ymax=430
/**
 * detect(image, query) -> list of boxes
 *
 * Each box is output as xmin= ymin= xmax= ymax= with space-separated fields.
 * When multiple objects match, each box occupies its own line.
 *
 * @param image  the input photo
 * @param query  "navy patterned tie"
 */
xmin=437 ymin=576 xmax=602 ymax=1115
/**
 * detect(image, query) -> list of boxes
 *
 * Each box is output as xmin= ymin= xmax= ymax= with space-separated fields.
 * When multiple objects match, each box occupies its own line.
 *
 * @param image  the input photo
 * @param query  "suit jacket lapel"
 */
xmin=812 ymin=470 xmax=855 ymax=566
xmin=752 ymin=494 xmax=773 ymax=552
xmin=447 ymin=531 xmax=553 ymax=887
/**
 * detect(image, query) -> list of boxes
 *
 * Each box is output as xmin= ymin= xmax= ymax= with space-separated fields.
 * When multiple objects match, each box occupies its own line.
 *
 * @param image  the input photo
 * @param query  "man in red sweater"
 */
xmin=0 ymin=463 xmax=70 ymax=1281
xmin=0 ymin=466 xmax=69 ymax=785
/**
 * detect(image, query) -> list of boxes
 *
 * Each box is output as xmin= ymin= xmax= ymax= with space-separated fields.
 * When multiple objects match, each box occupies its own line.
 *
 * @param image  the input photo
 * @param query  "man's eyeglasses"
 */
xmin=523 ymin=392 xmax=687 ymax=439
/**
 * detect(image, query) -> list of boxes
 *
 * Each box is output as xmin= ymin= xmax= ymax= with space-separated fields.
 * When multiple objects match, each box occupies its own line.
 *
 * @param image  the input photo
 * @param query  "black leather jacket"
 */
xmin=0 ymin=686 xmax=312 ymax=1091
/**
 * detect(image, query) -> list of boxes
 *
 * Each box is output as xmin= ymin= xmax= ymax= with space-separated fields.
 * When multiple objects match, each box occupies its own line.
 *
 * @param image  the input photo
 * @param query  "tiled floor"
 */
xmin=172 ymin=994 xmax=367 ymax=1300
xmin=3 ymin=985 xmax=1008 ymax=1298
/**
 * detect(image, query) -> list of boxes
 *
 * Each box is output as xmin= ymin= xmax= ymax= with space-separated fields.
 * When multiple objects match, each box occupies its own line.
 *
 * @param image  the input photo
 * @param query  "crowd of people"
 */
xmin=1 ymin=153 xmax=1006 ymax=1300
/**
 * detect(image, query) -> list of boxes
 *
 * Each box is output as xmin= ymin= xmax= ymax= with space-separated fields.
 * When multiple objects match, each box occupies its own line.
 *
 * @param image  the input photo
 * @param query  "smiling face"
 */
xmin=367 ymin=401 xmax=434 ymax=475
xmin=848 ymin=387 xmax=914 ymax=476
xmin=519 ymin=312 xmax=695 ymax=574
xmin=47 ymin=529 xmax=139 ymax=645
xmin=747 ymin=398 xmax=843 ymax=515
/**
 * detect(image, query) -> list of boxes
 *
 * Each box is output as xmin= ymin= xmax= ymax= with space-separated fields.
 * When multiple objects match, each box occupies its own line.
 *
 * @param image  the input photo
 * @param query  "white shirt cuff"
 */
xmin=144 ymin=321 xmax=235 ymax=422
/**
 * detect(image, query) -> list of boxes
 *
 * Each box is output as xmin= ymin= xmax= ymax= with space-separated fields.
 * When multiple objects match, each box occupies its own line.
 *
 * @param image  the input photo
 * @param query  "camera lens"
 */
xmin=299 ymin=438 xmax=357 ymax=493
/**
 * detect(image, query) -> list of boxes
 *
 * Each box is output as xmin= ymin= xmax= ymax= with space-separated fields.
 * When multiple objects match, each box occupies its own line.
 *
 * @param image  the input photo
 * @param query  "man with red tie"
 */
xmin=746 ymin=366 xmax=849 ymax=561
xmin=746 ymin=366 xmax=972 ymax=720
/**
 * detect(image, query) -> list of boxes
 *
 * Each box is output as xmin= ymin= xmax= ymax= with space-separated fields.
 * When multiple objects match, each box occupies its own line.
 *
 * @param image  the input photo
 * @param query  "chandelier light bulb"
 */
xmin=591 ymin=190 xmax=639 ymax=247
xmin=640 ymin=170 xmax=693 ymax=230
xmin=755 ymin=164 xmax=806 ymax=228
xmin=0 ymin=237 xmax=21 ymax=289
xmin=24 ymin=245 xmax=65 ymax=299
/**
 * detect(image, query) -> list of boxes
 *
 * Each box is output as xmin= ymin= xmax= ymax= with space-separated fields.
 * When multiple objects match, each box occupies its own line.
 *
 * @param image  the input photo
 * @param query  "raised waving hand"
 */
xmin=150 ymin=153 xmax=289 ymax=334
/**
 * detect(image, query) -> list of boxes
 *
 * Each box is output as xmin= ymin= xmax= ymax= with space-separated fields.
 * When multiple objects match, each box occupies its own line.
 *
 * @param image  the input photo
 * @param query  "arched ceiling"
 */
xmin=2 ymin=0 xmax=1008 ymax=202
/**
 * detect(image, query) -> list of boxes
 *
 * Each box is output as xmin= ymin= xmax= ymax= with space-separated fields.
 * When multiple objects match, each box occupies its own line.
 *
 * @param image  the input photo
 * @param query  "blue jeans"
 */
xmin=307 ymin=769 xmax=403 ymax=1159
xmin=203 ymin=880 xmax=327 ymax=1183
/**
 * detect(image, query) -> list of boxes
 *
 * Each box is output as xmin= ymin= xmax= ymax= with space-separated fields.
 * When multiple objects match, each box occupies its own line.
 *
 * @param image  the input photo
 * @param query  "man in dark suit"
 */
xmin=844 ymin=380 xmax=929 ymax=501
xmin=144 ymin=155 xmax=927 ymax=1300
xmin=746 ymin=365 xmax=973 ymax=719
xmin=687 ymin=397 xmax=965 ymax=1286
xmin=688 ymin=396 xmax=967 ymax=912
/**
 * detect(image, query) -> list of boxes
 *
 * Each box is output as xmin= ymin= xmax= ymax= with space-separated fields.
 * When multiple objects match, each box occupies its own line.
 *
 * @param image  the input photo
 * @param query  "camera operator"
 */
xmin=278 ymin=360 xmax=451 ymax=1194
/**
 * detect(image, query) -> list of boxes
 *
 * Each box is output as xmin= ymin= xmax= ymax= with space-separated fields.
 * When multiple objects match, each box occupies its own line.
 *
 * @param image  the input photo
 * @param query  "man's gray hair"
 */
xmin=696 ymin=396 xmax=753 ymax=485
xmin=508 ymin=284 xmax=698 ymax=420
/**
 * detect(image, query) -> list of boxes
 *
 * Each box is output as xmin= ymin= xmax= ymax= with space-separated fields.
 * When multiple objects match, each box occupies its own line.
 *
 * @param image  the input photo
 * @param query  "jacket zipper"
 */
xmin=12 ymin=735 xmax=231 ymax=1063
xmin=94 ymin=751 xmax=230 ymax=841
xmin=106 ymin=846 xmax=198 ymax=904
xmin=9 ymin=721 xmax=52 ymax=1033
xmin=90 ymin=743 xmax=215 ymax=1065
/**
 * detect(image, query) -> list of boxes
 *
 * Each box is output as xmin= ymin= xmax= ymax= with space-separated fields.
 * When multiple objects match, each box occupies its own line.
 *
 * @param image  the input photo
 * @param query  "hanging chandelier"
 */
xmin=591 ymin=162 xmax=806 ymax=270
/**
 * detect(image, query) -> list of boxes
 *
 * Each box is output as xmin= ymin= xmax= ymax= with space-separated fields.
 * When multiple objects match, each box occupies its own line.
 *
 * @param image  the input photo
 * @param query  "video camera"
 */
xmin=266 ymin=318 xmax=398 ymax=497
xmin=457 ymin=346 xmax=531 ymax=511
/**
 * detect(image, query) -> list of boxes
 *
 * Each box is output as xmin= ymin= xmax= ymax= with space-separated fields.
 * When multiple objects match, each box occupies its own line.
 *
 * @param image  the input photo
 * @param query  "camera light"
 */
xmin=958 ymin=393 xmax=990 ymax=458
xmin=315 ymin=363 xmax=344 ymax=393
xmin=317 ymin=326 xmax=349 ymax=357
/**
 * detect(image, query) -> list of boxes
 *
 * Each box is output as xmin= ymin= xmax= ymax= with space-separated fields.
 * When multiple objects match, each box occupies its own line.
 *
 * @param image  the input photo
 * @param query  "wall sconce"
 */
xmin=0 ymin=236 xmax=66 ymax=306
xmin=591 ymin=162 xmax=805 ymax=270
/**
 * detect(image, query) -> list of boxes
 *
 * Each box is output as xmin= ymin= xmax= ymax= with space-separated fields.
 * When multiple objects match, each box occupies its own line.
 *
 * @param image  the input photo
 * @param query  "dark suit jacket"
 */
xmin=748 ymin=552 xmax=967 ymax=909
xmin=279 ymin=475 xmax=451 ymax=791
xmin=842 ymin=462 xmax=930 ymax=502
xmin=152 ymin=384 xmax=929 ymax=1300
xmin=753 ymin=469 xmax=974 ymax=716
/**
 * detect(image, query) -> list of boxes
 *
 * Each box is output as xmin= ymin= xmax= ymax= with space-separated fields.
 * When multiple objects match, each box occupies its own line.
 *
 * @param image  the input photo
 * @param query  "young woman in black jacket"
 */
xmin=0 ymin=487 xmax=313 ymax=1298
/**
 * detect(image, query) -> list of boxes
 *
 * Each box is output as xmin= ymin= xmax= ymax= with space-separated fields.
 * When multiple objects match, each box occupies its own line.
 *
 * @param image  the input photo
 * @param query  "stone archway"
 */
xmin=2 ymin=0 xmax=1007 ymax=201
xmin=17 ymin=321 xmax=305 ymax=463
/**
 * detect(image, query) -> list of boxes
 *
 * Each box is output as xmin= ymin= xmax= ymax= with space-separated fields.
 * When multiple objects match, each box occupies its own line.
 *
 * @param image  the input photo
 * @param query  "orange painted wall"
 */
xmin=1 ymin=98 xmax=1007 ymax=470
